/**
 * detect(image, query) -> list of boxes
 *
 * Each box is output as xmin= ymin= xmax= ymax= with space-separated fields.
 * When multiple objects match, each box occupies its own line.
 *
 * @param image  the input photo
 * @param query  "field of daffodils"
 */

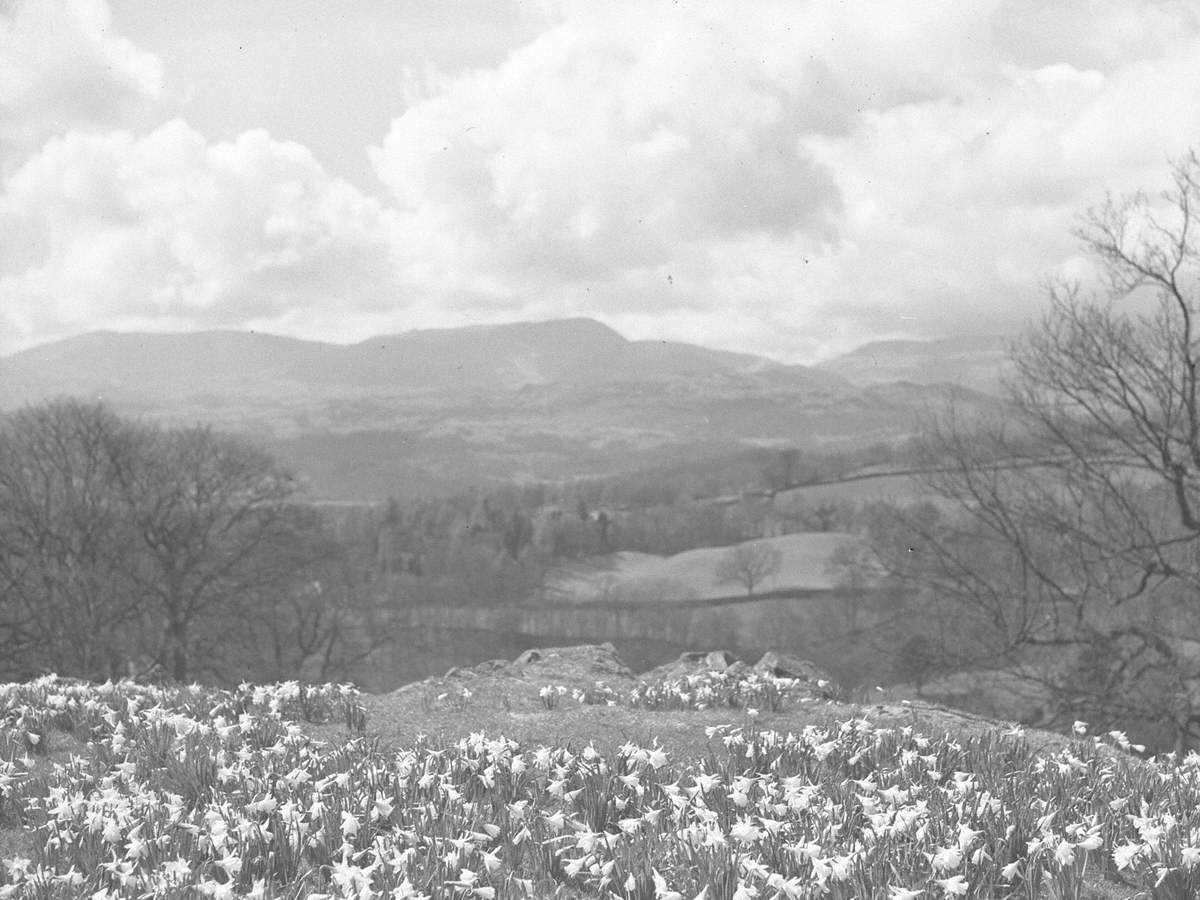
xmin=0 ymin=672 xmax=1196 ymax=899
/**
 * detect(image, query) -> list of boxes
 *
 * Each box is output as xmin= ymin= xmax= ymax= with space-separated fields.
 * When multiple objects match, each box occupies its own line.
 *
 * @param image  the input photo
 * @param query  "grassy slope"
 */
xmin=775 ymin=472 xmax=930 ymax=507
xmin=547 ymin=532 xmax=857 ymax=603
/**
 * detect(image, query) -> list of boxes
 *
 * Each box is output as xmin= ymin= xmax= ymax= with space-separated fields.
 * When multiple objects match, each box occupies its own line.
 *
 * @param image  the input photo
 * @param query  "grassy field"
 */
xmin=548 ymin=533 xmax=857 ymax=603
xmin=775 ymin=472 xmax=931 ymax=508
xmin=0 ymin=670 xmax=1191 ymax=898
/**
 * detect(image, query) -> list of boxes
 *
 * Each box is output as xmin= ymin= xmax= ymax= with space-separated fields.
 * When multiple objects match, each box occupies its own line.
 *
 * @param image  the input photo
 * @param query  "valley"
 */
xmin=1 ymin=317 xmax=1073 ymax=743
xmin=0 ymin=318 xmax=1001 ymax=500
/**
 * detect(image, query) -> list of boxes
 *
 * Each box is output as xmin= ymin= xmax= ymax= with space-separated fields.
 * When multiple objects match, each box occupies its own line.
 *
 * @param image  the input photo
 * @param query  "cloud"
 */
xmin=4 ymin=0 xmax=1200 ymax=361
xmin=360 ymin=0 xmax=1200 ymax=360
xmin=0 ymin=0 xmax=162 ymax=172
xmin=991 ymin=0 xmax=1200 ymax=72
xmin=797 ymin=30 xmax=1200 ymax=351
xmin=0 ymin=120 xmax=404 ymax=348
xmin=370 ymin=0 xmax=845 ymax=289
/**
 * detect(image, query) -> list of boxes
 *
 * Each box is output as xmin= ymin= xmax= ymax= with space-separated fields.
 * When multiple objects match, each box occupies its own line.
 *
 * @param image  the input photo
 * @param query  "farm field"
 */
xmin=773 ymin=462 xmax=1164 ymax=513
xmin=775 ymin=473 xmax=931 ymax=509
xmin=547 ymin=533 xmax=856 ymax=603
xmin=0 ymin=664 xmax=1193 ymax=899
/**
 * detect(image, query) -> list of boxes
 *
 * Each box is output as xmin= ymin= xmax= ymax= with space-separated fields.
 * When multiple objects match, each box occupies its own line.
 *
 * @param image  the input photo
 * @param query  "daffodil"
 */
xmin=935 ymin=874 xmax=968 ymax=896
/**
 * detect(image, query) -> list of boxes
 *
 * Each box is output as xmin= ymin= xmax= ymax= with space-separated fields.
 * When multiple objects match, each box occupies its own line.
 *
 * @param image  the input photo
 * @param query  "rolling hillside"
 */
xmin=545 ymin=532 xmax=857 ymax=604
xmin=776 ymin=469 xmax=931 ymax=507
xmin=816 ymin=333 xmax=1011 ymax=393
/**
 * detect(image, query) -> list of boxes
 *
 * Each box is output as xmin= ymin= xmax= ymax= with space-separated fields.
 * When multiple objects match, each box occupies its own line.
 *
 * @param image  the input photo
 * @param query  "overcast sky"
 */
xmin=2 ymin=0 xmax=1198 ymax=363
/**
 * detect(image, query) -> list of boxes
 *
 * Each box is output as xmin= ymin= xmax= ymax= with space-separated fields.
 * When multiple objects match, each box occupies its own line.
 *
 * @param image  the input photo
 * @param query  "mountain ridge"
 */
xmin=1 ymin=322 xmax=1014 ymax=396
xmin=0 ymin=319 xmax=1004 ymax=500
xmin=1 ymin=317 xmax=819 ymax=400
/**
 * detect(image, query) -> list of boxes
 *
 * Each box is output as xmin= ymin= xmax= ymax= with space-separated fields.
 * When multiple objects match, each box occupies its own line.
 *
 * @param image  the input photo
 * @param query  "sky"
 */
xmin=1 ymin=0 xmax=1199 ymax=363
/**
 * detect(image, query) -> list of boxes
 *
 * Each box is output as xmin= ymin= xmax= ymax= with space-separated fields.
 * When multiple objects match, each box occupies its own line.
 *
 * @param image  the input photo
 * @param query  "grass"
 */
xmin=774 ymin=473 xmax=929 ymax=508
xmin=0 ymin=672 xmax=1191 ymax=898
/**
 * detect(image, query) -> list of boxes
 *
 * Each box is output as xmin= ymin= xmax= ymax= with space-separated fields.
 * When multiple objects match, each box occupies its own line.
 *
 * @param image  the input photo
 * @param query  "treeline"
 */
xmin=570 ymin=439 xmax=918 ymax=509
xmin=0 ymin=399 xmax=905 ymax=689
xmin=2 ymin=397 xmax=1052 ymax=711
xmin=335 ymin=441 xmax=900 ymax=593
xmin=0 ymin=400 xmax=384 ymax=686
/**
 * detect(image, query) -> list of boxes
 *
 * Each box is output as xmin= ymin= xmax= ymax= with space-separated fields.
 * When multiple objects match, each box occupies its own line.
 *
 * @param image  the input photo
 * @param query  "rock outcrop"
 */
xmin=754 ymin=651 xmax=841 ymax=696
xmin=638 ymin=647 xmax=842 ymax=698
xmin=431 ymin=642 xmax=634 ymax=692
xmin=397 ymin=642 xmax=842 ymax=707
xmin=641 ymin=649 xmax=747 ymax=683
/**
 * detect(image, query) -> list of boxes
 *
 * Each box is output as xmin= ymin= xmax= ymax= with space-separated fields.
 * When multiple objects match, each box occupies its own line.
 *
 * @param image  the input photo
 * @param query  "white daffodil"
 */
xmin=935 ymin=874 xmax=968 ymax=897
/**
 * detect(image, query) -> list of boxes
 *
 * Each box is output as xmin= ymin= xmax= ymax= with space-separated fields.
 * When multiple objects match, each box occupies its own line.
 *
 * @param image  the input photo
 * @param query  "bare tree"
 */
xmin=761 ymin=447 xmax=803 ymax=497
xmin=0 ymin=400 xmax=392 ymax=686
xmin=827 ymin=539 xmax=879 ymax=630
xmin=873 ymin=150 xmax=1200 ymax=751
xmin=0 ymin=400 xmax=147 ymax=679
xmin=234 ymin=506 xmax=384 ymax=683
xmin=107 ymin=424 xmax=302 ymax=683
xmin=716 ymin=540 xmax=782 ymax=596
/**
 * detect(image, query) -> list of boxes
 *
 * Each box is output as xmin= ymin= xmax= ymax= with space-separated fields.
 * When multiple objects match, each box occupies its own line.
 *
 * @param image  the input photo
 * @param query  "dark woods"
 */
xmin=0 ymin=399 xmax=370 ymax=685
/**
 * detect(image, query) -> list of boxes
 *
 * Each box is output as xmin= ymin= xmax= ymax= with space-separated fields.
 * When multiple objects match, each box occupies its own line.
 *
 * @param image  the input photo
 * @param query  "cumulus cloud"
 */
xmin=360 ymin=0 xmax=1200 ymax=360
xmin=5 ymin=0 xmax=1200 ymax=360
xmin=991 ymin=0 xmax=1200 ymax=72
xmin=0 ymin=0 xmax=162 ymax=172
xmin=798 ymin=26 xmax=1200 ymax=351
xmin=370 ymin=1 xmax=845 ymax=291
xmin=0 ymin=120 xmax=403 ymax=347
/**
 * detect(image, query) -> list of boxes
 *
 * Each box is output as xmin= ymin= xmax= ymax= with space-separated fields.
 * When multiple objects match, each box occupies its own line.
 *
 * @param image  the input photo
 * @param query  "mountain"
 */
xmin=816 ymin=334 xmax=1011 ymax=393
xmin=0 ymin=319 xmax=1000 ymax=500
xmin=1 ymin=318 xmax=797 ymax=403
xmin=311 ymin=318 xmax=783 ymax=391
xmin=0 ymin=330 xmax=329 ymax=402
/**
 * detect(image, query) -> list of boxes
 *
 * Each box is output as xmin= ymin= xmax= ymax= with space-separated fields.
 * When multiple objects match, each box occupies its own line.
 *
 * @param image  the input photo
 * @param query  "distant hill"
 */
xmin=0 ymin=318 xmax=798 ymax=405
xmin=0 ymin=330 xmax=329 ymax=404
xmin=326 ymin=319 xmax=784 ymax=390
xmin=0 ymin=319 xmax=1003 ymax=500
xmin=816 ymin=334 xmax=1011 ymax=393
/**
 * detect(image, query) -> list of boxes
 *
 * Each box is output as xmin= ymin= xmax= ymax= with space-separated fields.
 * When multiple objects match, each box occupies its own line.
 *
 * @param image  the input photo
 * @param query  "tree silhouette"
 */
xmin=715 ymin=540 xmax=782 ymax=596
xmin=873 ymin=150 xmax=1200 ymax=751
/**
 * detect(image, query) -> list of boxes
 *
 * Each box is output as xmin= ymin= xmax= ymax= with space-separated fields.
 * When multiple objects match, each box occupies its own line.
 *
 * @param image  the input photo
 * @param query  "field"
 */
xmin=775 ymin=473 xmax=931 ymax=509
xmin=0 ymin=667 xmax=1196 ymax=899
xmin=547 ymin=533 xmax=856 ymax=603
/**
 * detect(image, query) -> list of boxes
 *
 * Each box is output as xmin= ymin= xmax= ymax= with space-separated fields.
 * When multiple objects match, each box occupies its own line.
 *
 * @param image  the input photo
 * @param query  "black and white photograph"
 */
xmin=2 ymin=1 xmax=1200 ymax=896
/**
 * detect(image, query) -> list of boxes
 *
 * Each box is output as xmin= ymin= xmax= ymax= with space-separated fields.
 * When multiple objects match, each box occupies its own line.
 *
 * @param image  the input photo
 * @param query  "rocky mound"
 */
xmin=385 ymin=642 xmax=638 ymax=709
xmin=637 ymin=648 xmax=843 ymax=701
xmin=338 ymin=642 xmax=1094 ymax=763
xmin=442 ymin=642 xmax=635 ymax=690
xmin=392 ymin=643 xmax=841 ymax=708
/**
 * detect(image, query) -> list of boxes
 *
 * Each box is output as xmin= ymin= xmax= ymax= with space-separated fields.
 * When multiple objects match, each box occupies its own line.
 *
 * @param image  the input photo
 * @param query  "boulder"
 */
xmin=704 ymin=649 xmax=738 ymax=671
xmin=639 ymin=648 xmax=742 ymax=683
xmin=754 ymin=651 xmax=842 ymax=698
xmin=513 ymin=643 xmax=633 ymax=680
xmin=725 ymin=660 xmax=750 ymax=678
